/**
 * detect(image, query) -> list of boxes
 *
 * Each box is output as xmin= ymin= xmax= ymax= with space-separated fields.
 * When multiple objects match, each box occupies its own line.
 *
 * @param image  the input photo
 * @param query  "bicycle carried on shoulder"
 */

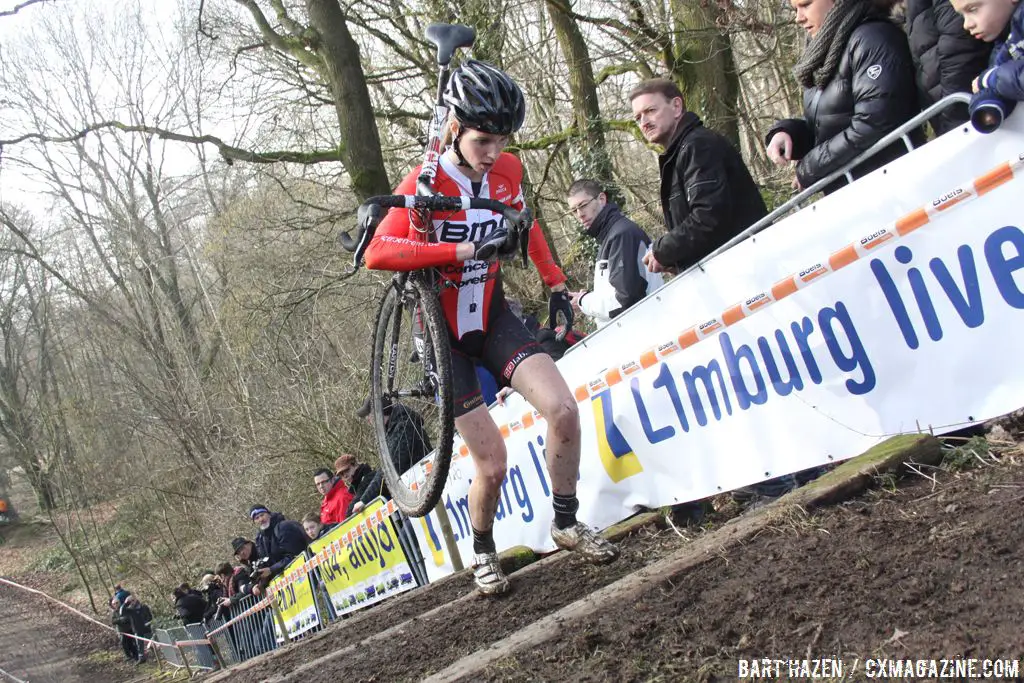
xmin=338 ymin=24 xmax=533 ymax=517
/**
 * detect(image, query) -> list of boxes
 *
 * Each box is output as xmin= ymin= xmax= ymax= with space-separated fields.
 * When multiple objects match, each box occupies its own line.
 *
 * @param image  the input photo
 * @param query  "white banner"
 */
xmin=412 ymin=113 xmax=1024 ymax=581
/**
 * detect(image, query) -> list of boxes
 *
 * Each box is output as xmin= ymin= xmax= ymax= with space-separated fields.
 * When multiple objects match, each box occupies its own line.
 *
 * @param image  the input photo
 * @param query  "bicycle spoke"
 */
xmin=370 ymin=275 xmax=454 ymax=517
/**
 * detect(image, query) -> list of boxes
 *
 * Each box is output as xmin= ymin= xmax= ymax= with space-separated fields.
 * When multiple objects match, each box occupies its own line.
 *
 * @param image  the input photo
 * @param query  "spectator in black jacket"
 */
xmin=172 ymin=583 xmax=206 ymax=625
xmin=198 ymin=573 xmax=226 ymax=625
xmin=355 ymin=398 xmax=431 ymax=477
xmin=906 ymin=0 xmax=992 ymax=134
xmin=110 ymin=596 xmax=139 ymax=662
xmin=335 ymin=453 xmax=382 ymax=516
xmin=565 ymin=179 xmax=664 ymax=328
xmin=629 ymin=78 xmax=767 ymax=274
xmin=250 ymin=505 xmax=309 ymax=586
xmin=123 ymin=595 xmax=153 ymax=662
xmin=766 ymin=0 xmax=923 ymax=194
xmin=351 ymin=396 xmax=433 ymax=512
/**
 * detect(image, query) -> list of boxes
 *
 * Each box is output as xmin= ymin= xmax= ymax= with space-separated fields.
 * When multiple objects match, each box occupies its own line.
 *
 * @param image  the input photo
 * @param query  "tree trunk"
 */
xmin=669 ymin=1 xmax=741 ymax=148
xmin=306 ymin=0 xmax=391 ymax=198
xmin=544 ymin=0 xmax=619 ymax=202
xmin=27 ymin=460 xmax=56 ymax=511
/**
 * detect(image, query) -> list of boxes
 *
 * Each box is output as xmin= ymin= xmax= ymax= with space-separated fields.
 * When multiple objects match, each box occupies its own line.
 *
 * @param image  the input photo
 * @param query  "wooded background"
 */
xmin=0 ymin=0 xmax=811 ymax=612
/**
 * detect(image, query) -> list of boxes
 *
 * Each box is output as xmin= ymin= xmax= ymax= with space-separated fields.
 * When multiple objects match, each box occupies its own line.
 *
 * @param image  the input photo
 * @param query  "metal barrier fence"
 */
xmin=708 ymin=93 xmax=973 ymax=260
xmin=154 ymin=628 xmax=185 ymax=668
xmin=205 ymin=592 xmax=280 ymax=666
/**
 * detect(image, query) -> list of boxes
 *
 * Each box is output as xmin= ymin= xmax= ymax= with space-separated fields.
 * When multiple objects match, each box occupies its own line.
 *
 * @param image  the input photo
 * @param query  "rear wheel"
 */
xmin=370 ymin=273 xmax=454 ymax=517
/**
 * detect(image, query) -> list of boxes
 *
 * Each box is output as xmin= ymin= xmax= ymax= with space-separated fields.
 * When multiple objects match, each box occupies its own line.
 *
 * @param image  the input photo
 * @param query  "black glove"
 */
xmin=548 ymin=290 xmax=573 ymax=339
xmin=472 ymin=225 xmax=511 ymax=261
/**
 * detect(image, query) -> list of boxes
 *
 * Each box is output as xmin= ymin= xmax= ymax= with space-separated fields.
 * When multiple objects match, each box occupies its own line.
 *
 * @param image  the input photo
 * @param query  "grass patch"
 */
xmin=30 ymin=545 xmax=74 ymax=572
xmin=941 ymin=436 xmax=994 ymax=472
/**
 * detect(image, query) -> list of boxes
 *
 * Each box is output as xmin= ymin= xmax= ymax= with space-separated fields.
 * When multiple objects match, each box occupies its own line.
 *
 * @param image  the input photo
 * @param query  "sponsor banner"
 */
xmin=308 ymin=497 xmax=417 ymax=616
xmin=412 ymin=114 xmax=1024 ymax=581
xmin=268 ymin=554 xmax=319 ymax=640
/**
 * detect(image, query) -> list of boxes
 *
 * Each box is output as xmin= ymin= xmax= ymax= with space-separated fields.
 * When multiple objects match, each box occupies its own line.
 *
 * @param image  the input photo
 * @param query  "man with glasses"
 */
xmin=314 ymin=467 xmax=353 ymax=526
xmin=566 ymin=179 xmax=664 ymax=328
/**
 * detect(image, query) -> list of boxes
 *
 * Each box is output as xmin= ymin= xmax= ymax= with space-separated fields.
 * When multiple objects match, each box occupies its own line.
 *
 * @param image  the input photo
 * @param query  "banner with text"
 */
xmin=409 ymin=113 xmax=1024 ymax=580
xmin=268 ymin=553 xmax=319 ymax=640
xmin=308 ymin=497 xmax=417 ymax=616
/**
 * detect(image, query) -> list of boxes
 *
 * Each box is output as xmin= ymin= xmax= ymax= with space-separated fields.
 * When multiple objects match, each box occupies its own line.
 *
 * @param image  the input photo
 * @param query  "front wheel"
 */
xmin=370 ymin=273 xmax=454 ymax=517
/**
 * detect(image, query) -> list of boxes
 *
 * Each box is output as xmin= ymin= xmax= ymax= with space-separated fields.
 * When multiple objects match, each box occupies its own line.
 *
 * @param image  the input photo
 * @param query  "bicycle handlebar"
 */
xmin=338 ymin=194 xmax=533 ymax=272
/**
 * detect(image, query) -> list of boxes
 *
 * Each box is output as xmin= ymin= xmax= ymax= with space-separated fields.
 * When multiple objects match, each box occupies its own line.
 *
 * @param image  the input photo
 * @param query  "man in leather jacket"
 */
xmin=630 ymin=78 xmax=767 ymax=275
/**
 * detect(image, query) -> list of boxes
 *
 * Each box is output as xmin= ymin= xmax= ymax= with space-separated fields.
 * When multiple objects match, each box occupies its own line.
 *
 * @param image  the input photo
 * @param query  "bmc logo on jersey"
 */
xmin=438 ymin=218 xmax=500 ymax=243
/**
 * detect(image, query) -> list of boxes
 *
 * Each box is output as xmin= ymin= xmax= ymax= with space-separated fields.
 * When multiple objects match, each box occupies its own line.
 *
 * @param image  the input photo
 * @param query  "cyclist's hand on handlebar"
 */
xmin=548 ymin=289 xmax=574 ymax=338
xmin=472 ymin=225 xmax=511 ymax=261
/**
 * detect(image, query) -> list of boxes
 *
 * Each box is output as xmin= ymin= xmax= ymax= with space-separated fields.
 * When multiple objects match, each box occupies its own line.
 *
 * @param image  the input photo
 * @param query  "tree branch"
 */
xmin=510 ymin=118 xmax=645 ymax=151
xmin=0 ymin=0 xmax=48 ymax=18
xmin=233 ymin=0 xmax=321 ymax=71
xmin=0 ymin=121 xmax=342 ymax=165
xmin=269 ymin=0 xmax=305 ymax=37
xmin=196 ymin=0 xmax=216 ymax=40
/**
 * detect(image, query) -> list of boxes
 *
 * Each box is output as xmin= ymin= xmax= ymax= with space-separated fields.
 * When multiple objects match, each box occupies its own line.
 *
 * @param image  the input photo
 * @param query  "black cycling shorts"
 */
xmin=450 ymin=304 xmax=544 ymax=417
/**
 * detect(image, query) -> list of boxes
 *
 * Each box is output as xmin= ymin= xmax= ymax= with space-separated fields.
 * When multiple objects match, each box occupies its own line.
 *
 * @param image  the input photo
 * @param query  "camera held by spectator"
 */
xmin=970 ymin=89 xmax=1017 ymax=134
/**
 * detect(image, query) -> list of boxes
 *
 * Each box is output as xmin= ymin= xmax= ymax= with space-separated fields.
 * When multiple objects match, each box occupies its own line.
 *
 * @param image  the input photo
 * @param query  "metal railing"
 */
xmin=205 ymin=593 xmax=279 ymax=666
xmin=710 ymin=93 xmax=972 ymax=258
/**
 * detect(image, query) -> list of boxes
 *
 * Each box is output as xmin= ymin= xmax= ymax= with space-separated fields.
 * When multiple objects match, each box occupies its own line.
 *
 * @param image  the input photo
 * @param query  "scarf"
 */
xmin=793 ymin=0 xmax=878 ymax=89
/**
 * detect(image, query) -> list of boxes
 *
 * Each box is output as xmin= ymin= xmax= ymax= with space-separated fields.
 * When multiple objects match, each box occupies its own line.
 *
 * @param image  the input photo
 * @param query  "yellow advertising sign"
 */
xmin=267 ymin=553 xmax=319 ymax=640
xmin=308 ymin=497 xmax=416 ymax=616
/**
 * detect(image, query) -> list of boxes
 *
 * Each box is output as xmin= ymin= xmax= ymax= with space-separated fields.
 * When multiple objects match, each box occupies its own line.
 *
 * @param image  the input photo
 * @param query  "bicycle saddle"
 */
xmin=425 ymin=24 xmax=476 ymax=66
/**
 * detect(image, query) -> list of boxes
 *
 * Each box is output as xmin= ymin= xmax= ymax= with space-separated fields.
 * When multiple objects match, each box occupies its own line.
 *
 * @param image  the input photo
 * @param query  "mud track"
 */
xmin=0 ymin=582 xmax=136 ymax=683
xmin=477 ymin=458 xmax=1024 ymax=681
xmin=215 ymin=437 xmax=1024 ymax=682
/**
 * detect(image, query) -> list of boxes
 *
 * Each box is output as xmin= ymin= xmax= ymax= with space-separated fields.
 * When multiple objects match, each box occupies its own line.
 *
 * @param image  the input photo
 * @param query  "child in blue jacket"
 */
xmin=953 ymin=0 xmax=1024 ymax=122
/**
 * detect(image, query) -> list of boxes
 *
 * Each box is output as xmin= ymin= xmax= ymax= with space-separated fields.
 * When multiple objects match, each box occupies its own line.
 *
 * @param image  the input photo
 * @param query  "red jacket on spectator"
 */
xmin=320 ymin=478 xmax=353 ymax=526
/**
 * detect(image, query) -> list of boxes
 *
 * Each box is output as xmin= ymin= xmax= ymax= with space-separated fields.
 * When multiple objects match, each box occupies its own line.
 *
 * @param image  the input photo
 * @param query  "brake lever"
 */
xmin=340 ymin=204 xmax=384 ymax=274
xmin=516 ymin=208 xmax=531 ymax=267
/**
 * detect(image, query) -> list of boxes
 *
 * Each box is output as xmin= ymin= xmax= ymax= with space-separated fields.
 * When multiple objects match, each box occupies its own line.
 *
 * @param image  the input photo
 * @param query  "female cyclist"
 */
xmin=364 ymin=60 xmax=619 ymax=595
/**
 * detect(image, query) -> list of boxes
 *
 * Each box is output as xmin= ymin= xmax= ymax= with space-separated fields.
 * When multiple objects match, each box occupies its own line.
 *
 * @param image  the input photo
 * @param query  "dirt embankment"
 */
xmin=214 ymin=438 xmax=1024 ymax=683
xmin=481 ymin=452 xmax=1024 ymax=681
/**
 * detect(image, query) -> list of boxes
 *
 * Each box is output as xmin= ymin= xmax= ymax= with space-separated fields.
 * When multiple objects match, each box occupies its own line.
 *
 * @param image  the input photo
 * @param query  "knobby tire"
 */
xmin=371 ymin=273 xmax=454 ymax=517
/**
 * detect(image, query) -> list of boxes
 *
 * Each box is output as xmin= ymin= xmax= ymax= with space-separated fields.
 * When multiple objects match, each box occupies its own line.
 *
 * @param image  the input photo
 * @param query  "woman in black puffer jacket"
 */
xmin=766 ymin=0 xmax=923 ymax=194
xmin=905 ymin=0 xmax=991 ymax=135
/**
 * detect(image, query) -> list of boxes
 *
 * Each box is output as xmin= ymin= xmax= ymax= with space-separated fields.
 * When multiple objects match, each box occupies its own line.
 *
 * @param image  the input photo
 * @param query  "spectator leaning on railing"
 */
xmin=215 ymin=554 xmax=254 ymax=613
xmin=335 ymin=452 xmax=383 ymax=516
xmin=302 ymin=512 xmax=330 ymax=540
xmin=565 ymin=179 xmax=663 ymax=328
xmin=172 ymin=583 xmax=207 ymax=625
xmin=906 ymin=0 xmax=992 ymax=134
xmin=954 ymin=0 xmax=1024 ymax=132
xmin=315 ymin=467 xmax=353 ymax=526
xmin=250 ymin=505 xmax=309 ymax=587
xmin=766 ymin=0 xmax=922 ymax=193
xmin=198 ymin=572 xmax=226 ymax=626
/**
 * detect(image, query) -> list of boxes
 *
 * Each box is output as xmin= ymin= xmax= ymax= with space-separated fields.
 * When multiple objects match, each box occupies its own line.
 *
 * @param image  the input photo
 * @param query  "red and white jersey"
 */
xmin=364 ymin=153 xmax=566 ymax=339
